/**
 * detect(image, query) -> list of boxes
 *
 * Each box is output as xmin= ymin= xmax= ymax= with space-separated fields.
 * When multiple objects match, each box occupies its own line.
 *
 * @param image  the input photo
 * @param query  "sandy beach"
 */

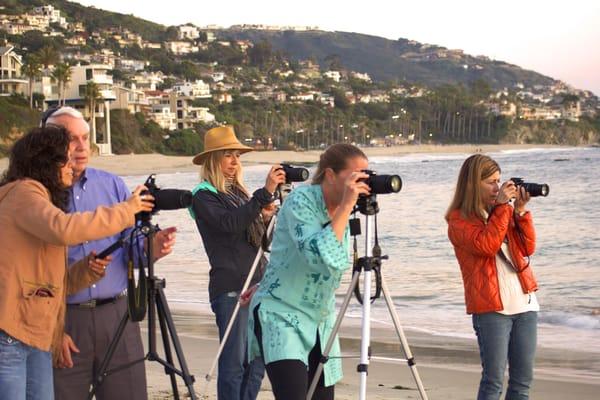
xmin=140 ymin=309 xmax=600 ymax=399
xmin=0 ymin=143 xmax=568 ymax=176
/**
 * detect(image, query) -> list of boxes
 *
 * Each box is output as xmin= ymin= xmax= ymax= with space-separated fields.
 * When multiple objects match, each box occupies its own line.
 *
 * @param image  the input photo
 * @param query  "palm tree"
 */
xmin=51 ymin=63 xmax=72 ymax=106
xmin=21 ymin=55 xmax=42 ymax=109
xmin=37 ymin=45 xmax=59 ymax=69
xmin=83 ymin=81 xmax=101 ymax=144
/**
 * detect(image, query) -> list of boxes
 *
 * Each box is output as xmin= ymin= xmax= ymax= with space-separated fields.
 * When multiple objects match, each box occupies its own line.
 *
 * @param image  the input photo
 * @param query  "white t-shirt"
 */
xmin=496 ymin=241 xmax=540 ymax=315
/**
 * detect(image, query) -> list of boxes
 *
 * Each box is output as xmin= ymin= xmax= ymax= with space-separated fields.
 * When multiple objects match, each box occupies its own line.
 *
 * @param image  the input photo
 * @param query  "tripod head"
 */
xmin=350 ymin=195 xmax=389 ymax=304
xmin=355 ymin=194 xmax=380 ymax=216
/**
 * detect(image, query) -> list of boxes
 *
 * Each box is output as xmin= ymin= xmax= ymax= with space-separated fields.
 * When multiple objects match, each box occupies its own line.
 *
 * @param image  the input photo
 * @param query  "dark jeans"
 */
xmin=472 ymin=311 xmax=537 ymax=400
xmin=211 ymin=292 xmax=264 ymax=400
xmin=0 ymin=330 xmax=53 ymax=400
xmin=253 ymin=305 xmax=334 ymax=400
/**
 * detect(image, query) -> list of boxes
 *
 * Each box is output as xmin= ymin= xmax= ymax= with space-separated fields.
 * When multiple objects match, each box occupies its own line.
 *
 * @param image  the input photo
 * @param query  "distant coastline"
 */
xmin=0 ymin=143 xmax=577 ymax=177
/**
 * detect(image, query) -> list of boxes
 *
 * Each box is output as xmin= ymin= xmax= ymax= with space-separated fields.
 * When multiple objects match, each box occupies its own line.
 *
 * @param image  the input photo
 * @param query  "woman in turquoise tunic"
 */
xmin=246 ymin=143 xmax=370 ymax=399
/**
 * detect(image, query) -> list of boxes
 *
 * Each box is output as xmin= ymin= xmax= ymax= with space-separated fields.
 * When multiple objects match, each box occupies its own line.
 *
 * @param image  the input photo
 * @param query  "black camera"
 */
xmin=360 ymin=170 xmax=402 ymax=195
xmin=142 ymin=174 xmax=193 ymax=214
xmin=279 ymin=164 xmax=309 ymax=184
xmin=510 ymin=177 xmax=549 ymax=197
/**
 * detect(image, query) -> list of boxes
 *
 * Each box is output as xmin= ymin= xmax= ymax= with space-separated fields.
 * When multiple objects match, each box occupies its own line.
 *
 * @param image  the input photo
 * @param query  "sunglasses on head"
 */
xmin=40 ymin=106 xmax=63 ymax=128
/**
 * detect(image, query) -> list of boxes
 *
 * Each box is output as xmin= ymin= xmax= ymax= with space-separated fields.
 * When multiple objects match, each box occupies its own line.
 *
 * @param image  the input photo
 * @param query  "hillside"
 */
xmin=219 ymin=29 xmax=555 ymax=89
xmin=2 ymin=0 xmax=556 ymax=90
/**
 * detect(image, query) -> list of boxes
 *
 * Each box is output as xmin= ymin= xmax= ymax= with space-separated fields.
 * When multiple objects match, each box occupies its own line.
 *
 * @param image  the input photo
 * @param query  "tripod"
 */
xmin=307 ymin=194 xmax=428 ymax=400
xmin=88 ymin=218 xmax=197 ymax=400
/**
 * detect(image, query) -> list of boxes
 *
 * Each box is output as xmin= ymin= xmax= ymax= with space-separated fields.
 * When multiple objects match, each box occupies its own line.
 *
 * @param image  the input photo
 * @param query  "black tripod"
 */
xmin=88 ymin=217 xmax=197 ymax=400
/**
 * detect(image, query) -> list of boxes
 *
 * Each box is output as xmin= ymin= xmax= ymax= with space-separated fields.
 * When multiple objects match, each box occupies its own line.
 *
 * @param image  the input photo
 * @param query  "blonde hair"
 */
xmin=445 ymin=154 xmax=501 ymax=222
xmin=312 ymin=143 xmax=367 ymax=184
xmin=201 ymin=150 xmax=249 ymax=196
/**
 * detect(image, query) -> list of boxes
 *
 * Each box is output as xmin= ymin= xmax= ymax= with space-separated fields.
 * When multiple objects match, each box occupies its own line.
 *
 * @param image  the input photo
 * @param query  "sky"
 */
xmin=76 ymin=0 xmax=600 ymax=95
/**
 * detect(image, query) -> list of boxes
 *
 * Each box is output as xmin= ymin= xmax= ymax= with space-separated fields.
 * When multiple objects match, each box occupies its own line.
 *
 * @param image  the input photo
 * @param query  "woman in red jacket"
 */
xmin=446 ymin=154 xmax=539 ymax=400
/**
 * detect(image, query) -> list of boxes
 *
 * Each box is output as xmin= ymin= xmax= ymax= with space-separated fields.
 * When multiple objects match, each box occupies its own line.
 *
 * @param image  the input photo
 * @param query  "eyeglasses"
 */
xmin=40 ymin=106 xmax=63 ymax=128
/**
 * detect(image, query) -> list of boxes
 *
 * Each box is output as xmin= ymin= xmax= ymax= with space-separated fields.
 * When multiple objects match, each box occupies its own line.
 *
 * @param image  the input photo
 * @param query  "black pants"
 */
xmin=253 ymin=305 xmax=334 ymax=400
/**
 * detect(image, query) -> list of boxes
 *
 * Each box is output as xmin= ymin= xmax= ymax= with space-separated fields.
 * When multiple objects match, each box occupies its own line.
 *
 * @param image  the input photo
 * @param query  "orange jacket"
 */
xmin=447 ymin=203 xmax=538 ymax=314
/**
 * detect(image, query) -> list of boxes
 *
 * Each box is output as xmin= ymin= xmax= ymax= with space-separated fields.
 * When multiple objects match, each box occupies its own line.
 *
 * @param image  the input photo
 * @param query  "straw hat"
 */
xmin=192 ymin=126 xmax=253 ymax=165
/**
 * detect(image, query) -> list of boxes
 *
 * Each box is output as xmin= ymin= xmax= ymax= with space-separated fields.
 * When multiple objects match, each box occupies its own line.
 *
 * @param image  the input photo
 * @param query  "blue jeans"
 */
xmin=211 ymin=292 xmax=265 ymax=400
xmin=472 ymin=312 xmax=537 ymax=400
xmin=0 ymin=330 xmax=54 ymax=400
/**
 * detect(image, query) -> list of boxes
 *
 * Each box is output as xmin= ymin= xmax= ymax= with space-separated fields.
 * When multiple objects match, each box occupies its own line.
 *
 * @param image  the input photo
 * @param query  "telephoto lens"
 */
xmin=361 ymin=170 xmax=402 ymax=195
xmin=510 ymin=177 xmax=549 ymax=197
xmin=280 ymin=164 xmax=310 ymax=183
xmin=142 ymin=174 xmax=193 ymax=214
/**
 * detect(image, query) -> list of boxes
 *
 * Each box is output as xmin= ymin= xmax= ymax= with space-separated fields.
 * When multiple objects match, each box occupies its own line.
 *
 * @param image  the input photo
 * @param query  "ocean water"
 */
xmin=121 ymin=147 xmax=600 ymax=371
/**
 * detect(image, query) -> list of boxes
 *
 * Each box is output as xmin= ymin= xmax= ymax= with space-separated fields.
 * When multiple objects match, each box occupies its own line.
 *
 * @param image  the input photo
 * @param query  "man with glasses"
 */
xmin=44 ymin=107 xmax=177 ymax=400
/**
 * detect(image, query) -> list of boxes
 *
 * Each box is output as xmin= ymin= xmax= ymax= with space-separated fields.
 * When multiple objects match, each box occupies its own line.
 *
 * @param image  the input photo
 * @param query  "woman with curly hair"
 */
xmin=0 ymin=126 xmax=154 ymax=400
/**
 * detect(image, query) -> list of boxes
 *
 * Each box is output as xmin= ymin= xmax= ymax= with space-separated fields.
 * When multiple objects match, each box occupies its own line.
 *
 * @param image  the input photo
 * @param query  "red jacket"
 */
xmin=447 ymin=203 xmax=538 ymax=314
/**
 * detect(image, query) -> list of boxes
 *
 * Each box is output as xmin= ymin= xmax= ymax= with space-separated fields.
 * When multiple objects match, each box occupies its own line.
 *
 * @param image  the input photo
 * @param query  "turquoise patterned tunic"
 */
xmin=248 ymin=184 xmax=351 ymax=386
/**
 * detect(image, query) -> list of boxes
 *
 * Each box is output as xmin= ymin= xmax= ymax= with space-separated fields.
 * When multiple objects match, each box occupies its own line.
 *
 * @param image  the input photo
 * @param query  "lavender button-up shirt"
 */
xmin=67 ymin=168 xmax=140 ymax=304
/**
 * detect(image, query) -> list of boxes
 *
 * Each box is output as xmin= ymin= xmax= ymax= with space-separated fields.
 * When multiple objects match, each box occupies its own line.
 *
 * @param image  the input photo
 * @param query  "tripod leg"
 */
xmin=156 ymin=293 xmax=180 ymax=400
xmin=307 ymin=270 xmax=361 ymax=400
xmin=380 ymin=274 xmax=429 ymax=400
xmin=358 ymin=268 xmax=373 ymax=400
xmin=156 ymin=287 xmax=198 ymax=400
xmin=204 ymin=215 xmax=277 ymax=384
xmin=88 ymin=310 xmax=130 ymax=400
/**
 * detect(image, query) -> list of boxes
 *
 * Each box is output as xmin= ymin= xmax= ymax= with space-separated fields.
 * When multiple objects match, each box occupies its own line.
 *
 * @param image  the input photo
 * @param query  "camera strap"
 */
xmin=510 ymin=214 xmax=531 ymax=272
xmin=127 ymin=226 xmax=147 ymax=322
xmin=352 ymin=210 xmax=383 ymax=304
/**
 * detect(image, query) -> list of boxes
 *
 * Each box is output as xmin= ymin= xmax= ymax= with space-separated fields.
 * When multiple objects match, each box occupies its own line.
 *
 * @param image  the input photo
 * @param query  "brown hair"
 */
xmin=312 ymin=143 xmax=367 ymax=184
xmin=445 ymin=154 xmax=501 ymax=222
xmin=0 ymin=126 xmax=71 ymax=211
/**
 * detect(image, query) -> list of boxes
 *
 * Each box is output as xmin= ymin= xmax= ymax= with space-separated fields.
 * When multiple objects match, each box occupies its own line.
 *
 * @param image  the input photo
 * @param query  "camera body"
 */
xmin=279 ymin=164 xmax=309 ymax=184
xmin=142 ymin=174 xmax=193 ymax=214
xmin=360 ymin=170 xmax=402 ymax=195
xmin=510 ymin=177 xmax=549 ymax=197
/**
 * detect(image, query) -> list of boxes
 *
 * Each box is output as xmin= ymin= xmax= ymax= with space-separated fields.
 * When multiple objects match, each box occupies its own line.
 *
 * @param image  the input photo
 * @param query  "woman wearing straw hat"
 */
xmin=190 ymin=126 xmax=285 ymax=400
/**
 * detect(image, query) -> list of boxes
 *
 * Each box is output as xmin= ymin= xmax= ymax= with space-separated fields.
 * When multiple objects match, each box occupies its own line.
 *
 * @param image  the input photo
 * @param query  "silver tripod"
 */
xmin=307 ymin=196 xmax=428 ymax=400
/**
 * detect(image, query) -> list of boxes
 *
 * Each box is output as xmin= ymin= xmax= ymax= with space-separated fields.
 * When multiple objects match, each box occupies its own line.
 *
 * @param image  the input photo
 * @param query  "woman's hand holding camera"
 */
xmin=496 ymin=180 xmax=530 ymax=214
xmin=127 ymin=185 xmax=155 ymax=213
xmin=496 ymin=181 xmax=518 ymax=205
xmin=341 ymin=171 xmax=371 ymax=211
xmin=264 ymin=165 xmax=287 ymax=195
xmin=514 ymin=186 xmax=530 ymax=214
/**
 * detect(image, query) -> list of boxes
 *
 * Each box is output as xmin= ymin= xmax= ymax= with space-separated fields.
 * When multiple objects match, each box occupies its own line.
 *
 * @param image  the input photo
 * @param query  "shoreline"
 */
xmin=0 ymin=144 xmax=580 ymax=176
xmin=142 ymin=307 xmax=600 ymax=399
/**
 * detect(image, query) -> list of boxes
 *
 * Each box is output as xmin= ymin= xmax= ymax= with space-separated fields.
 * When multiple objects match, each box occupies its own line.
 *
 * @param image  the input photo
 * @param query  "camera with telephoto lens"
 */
xmin=510 ymin=177 xmax=549 ymax=197
xmin=360 ymin=169 xmax=402 ymax=195
xmin=279 ymin=164 xmax=309 ymax=184
xmin=141 ymin=174 xmax=193 ymax=215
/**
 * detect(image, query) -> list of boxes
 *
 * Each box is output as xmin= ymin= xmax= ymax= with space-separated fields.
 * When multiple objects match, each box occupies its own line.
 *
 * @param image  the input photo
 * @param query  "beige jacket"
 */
xmin=0 ymin=179 xmax=136 ymax=360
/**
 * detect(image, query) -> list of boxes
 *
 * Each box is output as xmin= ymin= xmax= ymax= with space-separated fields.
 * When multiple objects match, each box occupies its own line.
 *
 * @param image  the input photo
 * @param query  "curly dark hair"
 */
xmin=0 ymin=125 xmax=71 ymax=211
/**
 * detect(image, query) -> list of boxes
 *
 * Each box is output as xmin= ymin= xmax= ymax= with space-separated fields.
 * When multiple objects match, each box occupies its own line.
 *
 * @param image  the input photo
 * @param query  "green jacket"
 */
xmin=248 ymin=184 xmax=351 ymax=386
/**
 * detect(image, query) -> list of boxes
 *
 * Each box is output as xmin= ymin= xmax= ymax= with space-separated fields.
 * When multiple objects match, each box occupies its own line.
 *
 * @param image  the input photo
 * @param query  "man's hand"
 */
xmin=57 ymin=333 xmax=79 ymax=369
xmin=151 ymin=226 xmax=177 ymax=261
